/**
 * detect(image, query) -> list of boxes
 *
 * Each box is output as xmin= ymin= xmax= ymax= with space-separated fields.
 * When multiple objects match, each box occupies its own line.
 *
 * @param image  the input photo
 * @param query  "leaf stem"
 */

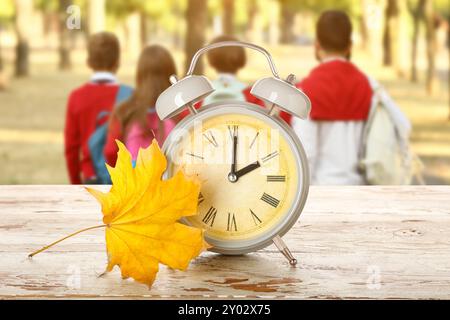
xmin=28 ymin=224 xmax=107 ymax=258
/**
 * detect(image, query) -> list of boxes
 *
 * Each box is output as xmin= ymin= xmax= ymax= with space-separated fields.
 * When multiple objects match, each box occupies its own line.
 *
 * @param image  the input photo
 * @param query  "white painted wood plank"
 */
xmin=0 ymin=185 xmax=449 ymax=299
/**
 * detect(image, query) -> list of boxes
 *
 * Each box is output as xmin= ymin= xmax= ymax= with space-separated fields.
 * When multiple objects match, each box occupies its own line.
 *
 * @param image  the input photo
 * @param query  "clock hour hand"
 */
xmin=235 ymin=161 xmax=261 ymax=179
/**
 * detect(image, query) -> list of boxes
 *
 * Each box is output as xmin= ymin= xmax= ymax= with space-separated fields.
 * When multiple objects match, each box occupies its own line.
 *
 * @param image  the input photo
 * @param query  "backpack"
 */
xmin=358 ymin=78 xmax=424 ymax=185
xmin=203 ymin=76 xmax=246 ymax=105
xmin=88 ymin=84 xmax=133 ymax=184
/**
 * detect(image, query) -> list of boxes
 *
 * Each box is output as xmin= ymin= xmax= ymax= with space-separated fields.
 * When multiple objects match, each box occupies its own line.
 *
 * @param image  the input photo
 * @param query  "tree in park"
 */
xmin=222 ymin=0 xmax=234 ymax=35
xmin=0 ymin=0 xmax=14 ymax=88
xmin=409 ymin=0 xmax=425 ymax=83
xmin=245 ymin=0 xmax=258 ymax=40
xmin=0 ymin=20 xmax=4 ymax=80
xmin=277 ymin=0 xmax=352 ymax=44
xmin=35 ymin=0 xmax=78 ymax=70
xmin=58 ymin=0 xmax=72 ymax=70
xmin=382 ymin=0 xmax=399 ymax=67
xmin=14 ymin=0 xmax=33 ymax=77
xmin=278 ymin=0 xmax=297 ymax=44
xmin=185 ymin=0 xmax=207 ymax=74
xmin=423 ymin=0 xmax=437 ymax=94
xmin=107 ymin=0 xmax=172 ymax=55
xmin=0 ymin=36 xmax=5 ymax=89
xmin=409 ymin=0 xmax=438 ymax=94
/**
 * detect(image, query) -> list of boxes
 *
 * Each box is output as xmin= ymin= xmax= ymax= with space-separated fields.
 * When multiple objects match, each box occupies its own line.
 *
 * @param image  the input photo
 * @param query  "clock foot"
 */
xmin=272 ymin=235 xmax=297 ymax=266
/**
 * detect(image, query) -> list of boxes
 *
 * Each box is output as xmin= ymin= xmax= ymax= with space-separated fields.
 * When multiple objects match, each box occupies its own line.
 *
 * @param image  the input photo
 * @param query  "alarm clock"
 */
xmin=155 ymin=41 xmax=311 ymax=266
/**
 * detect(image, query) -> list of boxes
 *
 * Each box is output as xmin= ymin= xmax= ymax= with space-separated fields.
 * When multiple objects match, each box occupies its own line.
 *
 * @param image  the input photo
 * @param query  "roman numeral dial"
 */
xmin=172 ymin=113 xmax=299 ymax=243
xmin=267 ymin=175 xmax=286 ymax=182
xmin=203 ymin=131 xmax=218 ymax=147
xmin=202 ymin=206 xmax=217 ymax=227
xmin=261 ymin=151 xmax=279 ymax=163
xmin=227 ymin=213 xmax=237 ymax=231
xmin=261 ymin=192 xmax=280 ymax=208
xmin=250 ymin=209 xmax=262 ymax=225
xmin=198 ymin=192 xmax=204 ymax=205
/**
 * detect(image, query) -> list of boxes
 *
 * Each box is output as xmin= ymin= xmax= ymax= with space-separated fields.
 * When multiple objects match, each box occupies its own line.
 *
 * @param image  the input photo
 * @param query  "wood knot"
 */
xmin=393 ymin=228 xmax=424 ymax=237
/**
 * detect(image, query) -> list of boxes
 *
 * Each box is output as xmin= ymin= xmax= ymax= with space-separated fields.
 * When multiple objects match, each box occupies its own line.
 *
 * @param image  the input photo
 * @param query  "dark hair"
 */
xmin=207 ymin=35 xmax=246 ymax=73
xmin=316 ymin=10 xmax=352 ymax=53
xmin=113 ymin=45 xmax=177 ymax=141
xmin=87 ymin=32 xmax=120 ymax=71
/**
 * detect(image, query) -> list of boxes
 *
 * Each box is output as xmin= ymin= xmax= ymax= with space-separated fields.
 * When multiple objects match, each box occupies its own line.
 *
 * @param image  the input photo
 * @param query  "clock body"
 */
xmin=162 ymin=101 xmax=309 ymax=255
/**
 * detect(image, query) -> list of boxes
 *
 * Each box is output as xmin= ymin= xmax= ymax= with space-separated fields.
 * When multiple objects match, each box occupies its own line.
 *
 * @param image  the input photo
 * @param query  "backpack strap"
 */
xmin=88 ymin=84 xmax=134 ymax=184
xmin=357 ymin=77 xmax=381 ymax=172
xmin=115 ymin=84 xmax=134 ymax=105
xmin=94 ymin=84 xmax=133 ymax=128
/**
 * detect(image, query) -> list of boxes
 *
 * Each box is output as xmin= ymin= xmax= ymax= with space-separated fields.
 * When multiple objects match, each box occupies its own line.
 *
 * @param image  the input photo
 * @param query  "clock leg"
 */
xmin=272 ymin=235 xmax=297 ymax=266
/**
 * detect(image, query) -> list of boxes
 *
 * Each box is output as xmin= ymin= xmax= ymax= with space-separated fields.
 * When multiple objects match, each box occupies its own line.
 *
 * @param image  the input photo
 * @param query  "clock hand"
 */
xmin=228 ymin=126 xmax=238 ymax=182
xmin=235 ymin=161 xmax=261 ymax=179
xmin=228 ymin=126 xmax=238 ymax=174
xmin=231 ymin=134 xmax=237 ymax=173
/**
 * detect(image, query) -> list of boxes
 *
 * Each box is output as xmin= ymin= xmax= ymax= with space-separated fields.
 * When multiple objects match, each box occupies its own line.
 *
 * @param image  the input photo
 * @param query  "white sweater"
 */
xmin=292 ymin=117 xmax=365 ymax=185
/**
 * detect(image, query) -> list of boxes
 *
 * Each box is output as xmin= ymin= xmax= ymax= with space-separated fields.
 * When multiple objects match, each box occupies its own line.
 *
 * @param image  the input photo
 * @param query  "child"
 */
xmin=201 ymin=35 xmax=292 ymax=123
xmin=292 ymin=11 xmax=373 ymax=185
xmin=104 ymin=45 xmax=176 ymax=167
xmin=203 ymin=35 xmax=248 ymax=104
xmin=64 ymin=32 xmax=131 ymax=184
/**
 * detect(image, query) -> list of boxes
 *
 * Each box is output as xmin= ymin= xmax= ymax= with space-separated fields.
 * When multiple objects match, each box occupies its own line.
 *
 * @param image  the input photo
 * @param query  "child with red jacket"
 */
xmin=292 ymin=11 xmax=373 ymax=185
xmin=64 ymin=32 xmax=128 ymax=184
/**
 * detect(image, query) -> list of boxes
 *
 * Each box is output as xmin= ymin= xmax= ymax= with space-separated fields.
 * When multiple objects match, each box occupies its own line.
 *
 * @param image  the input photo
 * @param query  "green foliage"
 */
xmin=106 ymin=0 xmax=138 ymax=20
xmin=35 ymin=0 xmax=58 ymax=12
xmin=106 ymin=0 xmax=186 ymax=20
xmin=0 ymin=0 xmax=14 ymax=23
xmin=278 ymin=0 xmax=354 ymax=16
xmin=208 ymin=0 xmax=221 ymax=16
xmin=435 ymin=0 xmax=450 ymax=18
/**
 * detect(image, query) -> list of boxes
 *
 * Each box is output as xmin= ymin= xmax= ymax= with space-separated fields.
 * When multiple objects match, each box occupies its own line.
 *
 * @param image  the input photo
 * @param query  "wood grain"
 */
xmin=0 ymin=185 xmax=449 ymax=299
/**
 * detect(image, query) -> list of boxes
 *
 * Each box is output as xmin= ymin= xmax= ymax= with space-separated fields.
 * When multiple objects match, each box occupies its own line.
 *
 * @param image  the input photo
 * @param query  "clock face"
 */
xmin=164 ymin=104 xmax=307 ymax=253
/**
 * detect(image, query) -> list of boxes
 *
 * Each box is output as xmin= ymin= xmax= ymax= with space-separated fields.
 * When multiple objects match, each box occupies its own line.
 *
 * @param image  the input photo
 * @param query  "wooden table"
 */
xmin=1 ymin=185 xmax=449 ymax=299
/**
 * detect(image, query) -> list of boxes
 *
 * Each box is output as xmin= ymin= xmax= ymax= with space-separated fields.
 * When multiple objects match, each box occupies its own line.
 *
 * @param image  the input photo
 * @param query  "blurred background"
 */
xmin=0 ymin=0 xmax=448 ymax=184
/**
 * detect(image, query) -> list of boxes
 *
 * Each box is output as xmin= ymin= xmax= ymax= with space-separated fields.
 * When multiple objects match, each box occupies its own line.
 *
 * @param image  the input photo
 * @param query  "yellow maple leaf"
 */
xmin=29 ymin=140 xmax=206 ymax=287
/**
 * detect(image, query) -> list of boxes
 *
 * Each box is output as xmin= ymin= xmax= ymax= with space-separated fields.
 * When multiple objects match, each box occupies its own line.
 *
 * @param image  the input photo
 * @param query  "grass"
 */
xmin=0 ymin=44 xmax=448 ymax=184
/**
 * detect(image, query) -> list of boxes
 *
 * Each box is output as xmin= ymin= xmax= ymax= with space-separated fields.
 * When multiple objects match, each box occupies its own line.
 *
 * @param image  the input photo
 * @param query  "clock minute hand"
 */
xmin=235 ymin=161 xmax=261 ymax=179
xmin=231 ymin=135 xmax=237 ymax=173
xmin=229 ymin=126 xmax=238 ymax=174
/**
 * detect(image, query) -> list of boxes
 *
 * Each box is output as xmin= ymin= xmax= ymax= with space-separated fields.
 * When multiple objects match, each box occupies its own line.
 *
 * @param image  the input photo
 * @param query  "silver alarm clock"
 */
xmin=156 ymin=41 xmax=311 ymax=265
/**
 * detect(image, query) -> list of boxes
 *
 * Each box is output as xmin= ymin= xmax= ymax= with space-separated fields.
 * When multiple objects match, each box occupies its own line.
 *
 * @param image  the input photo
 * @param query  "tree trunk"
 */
xmin=222 ymin=0 xmax=234 ymax=35
xmin=185 ymin=0 xmax=207 ymax=74
xmin=359 ymin=14 xmax=369 ymax=50
xmin=58 ymin=0 xmax=72 ymax=70
xmin=14 ymin=0 xmax=33 ymax=77
xmin=383 ymin=0 xmax=399 ymax=67
xmin=423 ymin=0 xmax=437 ymax=94
xmin=0 ymin=31 xmax=6 ymax=90
xmin=0 ymin=33 xmax=3 ymax=72
xmin=410 ymin=0 xmax=425 ymax=82
xmin=172 ymin=2 xmax=182 ymax=48
xmin=245 ymin=0 xmax=257 ymax=40
xmin=87 ymin=0 xmax=105 ymax=34
xmin=279 ymin=3 xmax=295 ymax=44
xmin=15 ymin=41 xmax=29 ymax=77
